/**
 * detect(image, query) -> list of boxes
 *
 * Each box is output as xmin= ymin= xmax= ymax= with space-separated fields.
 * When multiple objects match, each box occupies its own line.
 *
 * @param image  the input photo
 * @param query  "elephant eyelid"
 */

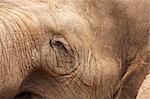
xmin=52 ymin=40 xmax=68 ymax=52
xmin=49 ymin=35 xmax=73 ymax=55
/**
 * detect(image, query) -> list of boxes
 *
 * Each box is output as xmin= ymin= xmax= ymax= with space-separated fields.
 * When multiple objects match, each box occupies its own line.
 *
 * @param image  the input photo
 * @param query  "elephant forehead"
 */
xmin=0 ymin=0 xmax=118 ymax=42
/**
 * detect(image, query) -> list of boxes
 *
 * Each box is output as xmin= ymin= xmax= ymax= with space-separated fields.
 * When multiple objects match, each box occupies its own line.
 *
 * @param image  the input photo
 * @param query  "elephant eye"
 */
xmin=47 ymin=34 xmax=76 ymax=75
xmin=50 ymin=35 xmax=73 ymax=57
xmin=50 ymin=40 xmax=68 ymax=53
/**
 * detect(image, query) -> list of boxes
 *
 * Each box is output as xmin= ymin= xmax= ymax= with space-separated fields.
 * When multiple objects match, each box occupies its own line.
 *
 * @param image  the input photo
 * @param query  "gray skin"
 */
xmin=0 ymin=0 xmax=149 ymax=99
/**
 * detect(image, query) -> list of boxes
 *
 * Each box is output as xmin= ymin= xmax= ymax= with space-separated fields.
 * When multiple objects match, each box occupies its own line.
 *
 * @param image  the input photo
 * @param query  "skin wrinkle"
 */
xmin=0 ymin=14 xmax=13 ymax=77
xmin=44 ymin=35 xmax=79 ymax=76
xmin=0 ymin=16 xmax=13 ymax=78
xmin=0 ymin=0 xmax=149 ymax=99
xmin=0 ymin=10 xmax=34 ymax=73
xmin=51 ymin=46 xmax=89 ymax=98
xmin=0 ymin=24 xmax=6 ymax=91
xmin=75 ymin=47 xmax=98 ymax=97
xmin=0 ymin=11 xmax=25 ymax=76
xmin=0 ymin=1 xmax=52 ymax=98
xmin=0 ymin=15 xmax=17 ymax=98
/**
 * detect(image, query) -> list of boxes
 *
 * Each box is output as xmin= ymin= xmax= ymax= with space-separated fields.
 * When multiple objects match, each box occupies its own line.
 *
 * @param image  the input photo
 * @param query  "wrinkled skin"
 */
xmin=0 ymin=0 xmax=149 ymax=99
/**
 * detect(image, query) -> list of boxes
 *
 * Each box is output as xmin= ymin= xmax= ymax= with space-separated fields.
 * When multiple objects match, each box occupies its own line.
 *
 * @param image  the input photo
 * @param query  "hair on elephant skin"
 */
xmin=0 ymin=0 xmax=149 ymax=99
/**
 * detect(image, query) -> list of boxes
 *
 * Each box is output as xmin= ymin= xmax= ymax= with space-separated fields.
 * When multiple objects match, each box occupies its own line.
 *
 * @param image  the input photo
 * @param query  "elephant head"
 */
xmin=0 ymin=0 xmax=149 ymax=99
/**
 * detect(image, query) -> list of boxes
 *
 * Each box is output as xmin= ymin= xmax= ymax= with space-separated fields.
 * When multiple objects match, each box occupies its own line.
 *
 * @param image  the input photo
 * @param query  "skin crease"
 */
xmin=0 ymin=0 xmax=149 ymax=99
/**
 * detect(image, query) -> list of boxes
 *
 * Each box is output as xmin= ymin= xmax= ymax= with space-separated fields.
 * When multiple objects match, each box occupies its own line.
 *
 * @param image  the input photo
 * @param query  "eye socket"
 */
xmin=42 ymin=34 xmax=77 ymax=76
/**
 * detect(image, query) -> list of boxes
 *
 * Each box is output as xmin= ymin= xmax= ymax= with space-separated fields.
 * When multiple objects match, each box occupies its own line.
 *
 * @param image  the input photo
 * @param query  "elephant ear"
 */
xmin=115 ymin=48 xmax=149 ymax=99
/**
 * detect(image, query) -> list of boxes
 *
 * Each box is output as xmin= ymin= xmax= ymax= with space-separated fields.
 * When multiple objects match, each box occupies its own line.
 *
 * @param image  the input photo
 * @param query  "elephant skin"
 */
xmin=0 ymin=0 xmax=149 ymax=99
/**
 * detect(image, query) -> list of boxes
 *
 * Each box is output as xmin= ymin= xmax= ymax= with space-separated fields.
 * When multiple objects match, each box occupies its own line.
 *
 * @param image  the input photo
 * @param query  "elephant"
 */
xmin=0 ymin=0 xmax=149 ymax=99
